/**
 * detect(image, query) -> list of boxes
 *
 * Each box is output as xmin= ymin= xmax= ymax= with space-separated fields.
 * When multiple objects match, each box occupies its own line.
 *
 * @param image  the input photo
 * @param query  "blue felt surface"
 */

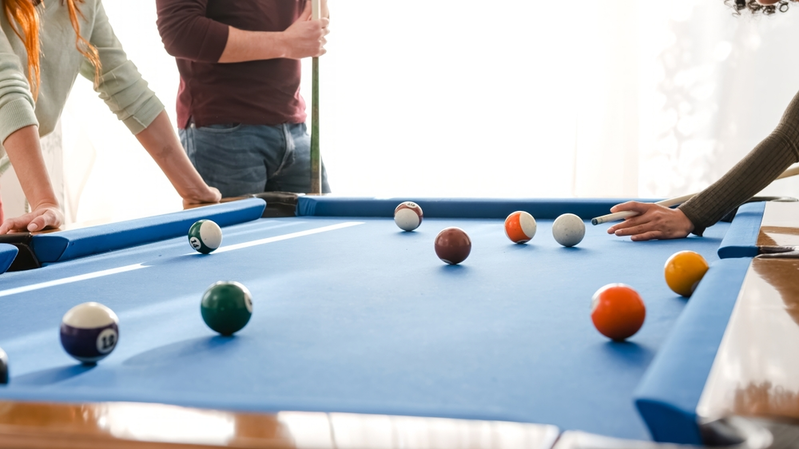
xmin=717 ymin=203 xmax=765 ymax=259
xmin=297 ymin=197 xmax=661 ymax=219
xmin=31 ymin=199 xmax=266 ymax=263
xmin=634 ymin=258 xmax=752 ymax=444
xmin=0 ymin=244 xmax=18 ymax=274
xmin=0 ymin=214 xmax=736 ymax=441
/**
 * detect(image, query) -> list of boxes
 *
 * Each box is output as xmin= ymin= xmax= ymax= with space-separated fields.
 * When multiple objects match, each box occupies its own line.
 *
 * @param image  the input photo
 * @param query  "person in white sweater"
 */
xmin=0 ymin=0 xmax=220 ymax=234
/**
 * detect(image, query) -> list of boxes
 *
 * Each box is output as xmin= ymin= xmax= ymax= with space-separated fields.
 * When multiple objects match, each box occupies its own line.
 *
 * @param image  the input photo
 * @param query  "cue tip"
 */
xmin=591 ymin=210 xmax=636 ymax=225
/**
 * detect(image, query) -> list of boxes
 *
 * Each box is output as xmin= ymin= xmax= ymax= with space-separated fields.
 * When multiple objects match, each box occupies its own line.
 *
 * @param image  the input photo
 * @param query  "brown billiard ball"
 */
xmin=434 ymin=227 xmax=471 ymax=265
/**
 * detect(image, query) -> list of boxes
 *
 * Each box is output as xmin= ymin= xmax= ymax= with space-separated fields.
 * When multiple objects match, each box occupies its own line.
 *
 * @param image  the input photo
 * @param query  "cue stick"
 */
xmin=591 ymin=164 xmax=799 ymax=225
xmin=310 ymin=0 xmax=322 ymax=194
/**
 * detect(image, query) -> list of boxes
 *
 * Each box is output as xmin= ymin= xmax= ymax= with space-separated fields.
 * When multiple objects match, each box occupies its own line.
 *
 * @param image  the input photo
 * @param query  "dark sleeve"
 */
xmin=678 ymin=91 xmax=799 ymax=236
xmin=155 ymin=0 xmax=229 ymax=62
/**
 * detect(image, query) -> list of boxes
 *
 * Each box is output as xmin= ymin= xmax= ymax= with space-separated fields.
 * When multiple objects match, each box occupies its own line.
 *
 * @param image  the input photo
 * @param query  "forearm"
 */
xmin=679 ymin=129 xmax=799 ymax=234
xmin=219 ymin=0 xmax=330 ymax=63
xmin=218 ymin=28 xmax=287 ymax=63
xmin=680 ymin=90 xmax=799 ymax=234
xmin=135 ymin=111 xmax=218 ymax=203
xmin=3 ymin=125 xmax=58 ymax=210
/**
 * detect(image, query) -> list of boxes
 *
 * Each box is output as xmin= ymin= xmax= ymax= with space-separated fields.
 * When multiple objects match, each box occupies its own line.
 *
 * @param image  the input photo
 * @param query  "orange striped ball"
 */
xmin=504 ymin=211 xmax=537 ymax=244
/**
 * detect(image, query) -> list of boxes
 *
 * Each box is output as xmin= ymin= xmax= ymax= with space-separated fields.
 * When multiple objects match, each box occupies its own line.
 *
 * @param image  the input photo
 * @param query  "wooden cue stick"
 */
xmin=310 ymin=0 xmax=322 ymax=194
xmin=591 ymin=164 xmax=799 ymax=225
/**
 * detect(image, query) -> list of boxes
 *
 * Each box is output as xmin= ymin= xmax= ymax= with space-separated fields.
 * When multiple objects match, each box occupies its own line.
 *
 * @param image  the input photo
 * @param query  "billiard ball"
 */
xmin=552 ymin=213 xmax=585 ymax=247
xmin=60 ymin=302 xmax=119 ymax=364
xmin=434 ymin=227 xmax=471 ymax=265
xmin=591 ymin=283 xmax=646 ymax=341
xmin=504 ymin=211 xmax=537 ymax=244
xmin=0 ymin=347 xmax=7 ymax=384
xmin=188 ymin=219 xmax=223 ymax=254
xmin=201 ymin=281 xmax=253 ymax=336
xmin=394 ymin=201 xmax=423 ymax=231
xmin=664 ymin=250 xmax=709 ymax=297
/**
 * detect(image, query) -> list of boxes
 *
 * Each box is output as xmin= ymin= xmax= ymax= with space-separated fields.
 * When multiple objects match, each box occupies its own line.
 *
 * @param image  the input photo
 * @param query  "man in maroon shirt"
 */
xmin=155 ymin=0 xmax=330 ymax=197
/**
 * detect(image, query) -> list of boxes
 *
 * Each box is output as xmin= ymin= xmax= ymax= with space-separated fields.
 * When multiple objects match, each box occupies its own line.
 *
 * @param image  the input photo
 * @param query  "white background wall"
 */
xmin=3 ymin=0 xmax=799 ymax=224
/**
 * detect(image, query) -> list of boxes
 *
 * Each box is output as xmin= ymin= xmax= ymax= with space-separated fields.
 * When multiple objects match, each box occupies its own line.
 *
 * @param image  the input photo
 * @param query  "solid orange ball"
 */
xmin=664 ymin=250 xmax=709 ymax=297
xmin=591 ymin=284 xmax=646 ymax=341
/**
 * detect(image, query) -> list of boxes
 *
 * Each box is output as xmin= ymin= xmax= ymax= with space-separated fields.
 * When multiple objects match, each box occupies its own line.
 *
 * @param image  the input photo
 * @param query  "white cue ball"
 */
xmin=394 ymin=201 xmax=423 ymax=231
xmin=552 ymin=213 xmax=585 ymax=247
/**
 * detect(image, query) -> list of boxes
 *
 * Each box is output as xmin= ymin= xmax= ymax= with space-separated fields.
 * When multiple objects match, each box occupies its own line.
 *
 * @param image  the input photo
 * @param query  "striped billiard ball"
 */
xmin=201 ymin=281 xmax=253 ymax=336
xmin=188 ymin=219 xmax=223 ymax=254
xmin=504 ymin=211 xmax=537 ymax=244
xmin=394 ymin=201 xmax=423 ymax=231
xmin=60 ymin=302 xmax=119 ymax=364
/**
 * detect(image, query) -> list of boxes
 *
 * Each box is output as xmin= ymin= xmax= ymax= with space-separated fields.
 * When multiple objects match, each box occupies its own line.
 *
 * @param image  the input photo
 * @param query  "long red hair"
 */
xmin=3 ymin=0 xmax=101 ymax=99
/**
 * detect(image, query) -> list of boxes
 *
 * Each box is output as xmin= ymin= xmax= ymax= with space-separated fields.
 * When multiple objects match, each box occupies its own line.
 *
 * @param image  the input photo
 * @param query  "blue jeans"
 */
xmin=180 ymin=123 xmax=330 ymax=198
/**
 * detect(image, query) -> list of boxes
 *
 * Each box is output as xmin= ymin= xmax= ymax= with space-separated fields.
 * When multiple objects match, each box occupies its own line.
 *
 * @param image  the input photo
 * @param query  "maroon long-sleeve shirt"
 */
xmin=155 ymin=0 xmax=307 ymax=129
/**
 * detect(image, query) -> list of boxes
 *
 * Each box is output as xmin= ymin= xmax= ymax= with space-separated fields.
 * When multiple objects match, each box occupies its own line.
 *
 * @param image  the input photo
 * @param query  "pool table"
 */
xmin=0 ymin=196 xmax=794 ymax=448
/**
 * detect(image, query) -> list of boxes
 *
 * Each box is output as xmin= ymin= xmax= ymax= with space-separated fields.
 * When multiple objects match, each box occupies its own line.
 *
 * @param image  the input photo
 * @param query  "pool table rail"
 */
xmin=0 ymin=199 xmax=266 ymax=273
xmin=0 ymin=400 xmax=561 ymax=449
xmin=719 ymin=202 xmax=799 ymax=259
xmin=0 ymin=400 xmax=786 ymax=448
xmin=636 ymin=256 xmax=799 ymax=445
xmin=295 ymin=197 xmax=662 ymax=220
xmin=634 ymin=258 xmax=752 ymax=444
xmin=697 ymin=258 xmax=799 ymax=424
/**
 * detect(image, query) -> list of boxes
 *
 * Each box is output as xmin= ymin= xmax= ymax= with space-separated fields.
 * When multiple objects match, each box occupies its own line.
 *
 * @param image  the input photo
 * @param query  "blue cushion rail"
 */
xmin=717 ymin=202 xmax=766 ymax=259
xmin=296 ymin=197 xmax=662 ymax=220
xmin=634 ymin=257 xmax=752 ymax=444
xmin=0 ymin=243 xmax=18 ymax=274
xmin=30 ymin=198 xmax=266 ymax=264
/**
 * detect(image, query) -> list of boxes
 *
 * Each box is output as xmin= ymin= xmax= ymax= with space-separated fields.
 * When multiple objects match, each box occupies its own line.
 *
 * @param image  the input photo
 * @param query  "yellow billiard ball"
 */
xmin=664 ymin=251 xmax=709 ymax=297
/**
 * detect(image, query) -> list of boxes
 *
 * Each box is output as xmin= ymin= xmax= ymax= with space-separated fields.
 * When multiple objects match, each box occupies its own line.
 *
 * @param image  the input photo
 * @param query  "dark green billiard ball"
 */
xmin=188 ymin=219 xmax=222 ymax=254
xmin=201 ymin=281 xmax=253 ymax=335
